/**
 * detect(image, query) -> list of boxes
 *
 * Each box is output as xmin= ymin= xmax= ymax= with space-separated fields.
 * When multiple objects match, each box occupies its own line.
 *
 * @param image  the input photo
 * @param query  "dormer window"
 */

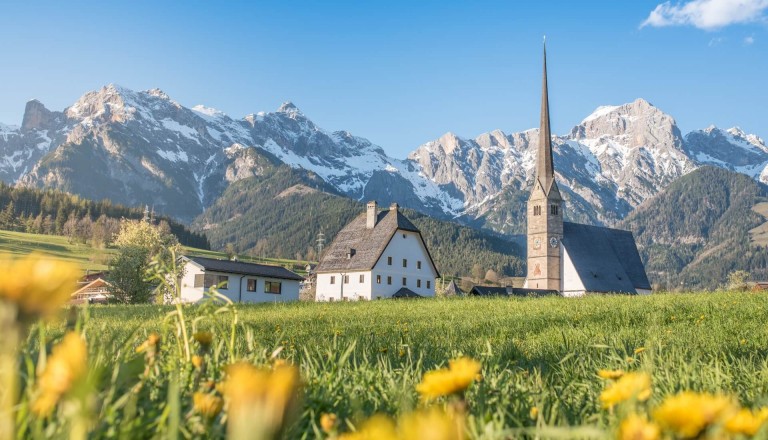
xmin=346 ymin=248 xmax=356 ymax=259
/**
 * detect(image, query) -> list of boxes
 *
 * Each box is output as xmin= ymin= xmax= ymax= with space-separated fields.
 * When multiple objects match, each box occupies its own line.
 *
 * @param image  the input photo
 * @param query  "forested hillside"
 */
xmin=619 ymin=167 xmax=768 ymax=288
xmin=0 ymin=183 xmax=209 ymax=249
xmin=194 ymin=166 xmax=525 ymax=277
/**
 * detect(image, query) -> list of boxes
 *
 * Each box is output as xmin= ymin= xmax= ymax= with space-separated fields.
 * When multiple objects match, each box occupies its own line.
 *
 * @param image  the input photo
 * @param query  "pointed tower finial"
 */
xmin=536 ymin=39 xmax=555 ymax=193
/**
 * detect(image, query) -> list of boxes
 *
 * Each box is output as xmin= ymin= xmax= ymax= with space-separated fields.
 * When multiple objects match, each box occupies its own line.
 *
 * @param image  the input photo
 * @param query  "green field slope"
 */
xmin=0 ymin=229 xmax=311 ymax=274
xmin=37 ymin=292 xmax=768 ymax=437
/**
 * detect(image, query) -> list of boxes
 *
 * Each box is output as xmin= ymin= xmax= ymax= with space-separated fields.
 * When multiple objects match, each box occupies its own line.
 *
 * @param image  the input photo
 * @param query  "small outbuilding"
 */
xmin=444 ymin=280 xmax=464 ymax=297
xmin=178 ymin=256 xmax=304 ymax=303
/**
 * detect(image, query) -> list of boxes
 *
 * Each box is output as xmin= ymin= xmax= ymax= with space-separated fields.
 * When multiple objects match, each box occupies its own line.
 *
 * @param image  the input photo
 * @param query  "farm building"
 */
xmin=177 ymin=256 xmax=304 ymax=303
xmin=315 ymin=202 xmax=439 ymax=301
xmin=71 ymin=273 xmax=111 ymax=304
xmin=523 ymin=44 xmax=651 ymax=296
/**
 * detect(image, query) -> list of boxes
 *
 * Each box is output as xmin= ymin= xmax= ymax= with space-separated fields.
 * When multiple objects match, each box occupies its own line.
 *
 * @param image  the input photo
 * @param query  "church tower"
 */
xmin=525 ymin=43 xmax=563 ymax=291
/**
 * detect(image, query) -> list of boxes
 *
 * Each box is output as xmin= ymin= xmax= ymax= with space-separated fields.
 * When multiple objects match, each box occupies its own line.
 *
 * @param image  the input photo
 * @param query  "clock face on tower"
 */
xmin=533 ymin=238 xmax=541 ymax=249
xmin=549 ymin=237 xmax=558 ymax=248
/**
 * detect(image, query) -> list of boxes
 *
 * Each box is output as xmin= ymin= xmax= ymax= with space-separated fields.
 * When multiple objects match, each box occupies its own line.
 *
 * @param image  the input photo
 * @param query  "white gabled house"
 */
xmin=315 ymin=202 xmax=440 ymax=301
xmin=178 ymin=256 xmax=304 ymax=303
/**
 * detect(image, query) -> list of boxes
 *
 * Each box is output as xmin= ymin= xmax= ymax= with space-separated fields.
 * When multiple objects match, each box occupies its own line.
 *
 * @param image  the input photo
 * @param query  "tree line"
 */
xmin=0 ymin=183 xmax=210 ymax=249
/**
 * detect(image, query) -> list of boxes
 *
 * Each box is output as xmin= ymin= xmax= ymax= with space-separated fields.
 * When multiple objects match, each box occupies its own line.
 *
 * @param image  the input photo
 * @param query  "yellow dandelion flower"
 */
xmin=193 ymin=331 xmax=213 ymax=349
xmin=339 ymin=414 xmax=397 ymax=440
xmin=0 ymin=254 xmax=80 ymax=322
xmin=136 ymin=332 xmax=161 ymax=353
xmin=634 ymin=347 xmax=646 ymax=355
xmin=223 ymin=361 xmax=301 ymax=439
xmin=599 ymin=372 xmax=651 ymax=409
xmin=191 ymin=355 xmax=203 ymax=369
xmin=653 ymin=392 xmax=737 ymax=438
xmin=618 ymin=414 xmax=660 ymax=440
xmin=724 ymin=407 xmax=768 ymax=436
xmin=416 ymin=357 xmax=481 ymax=401
xmin=32 ymin=332 xmax=88 ymax=416
xmin=530 ymin=406 xmax=539 ymax=420
xmin=193 ymin=391 xmax=223 ymax=419
xmin=398 ymin=406 xmax=465 ymax=440
xmin=320 ymin=413 xmax=338 ymax=433
xmin=598 ymin=369 xmax=626 ymax=380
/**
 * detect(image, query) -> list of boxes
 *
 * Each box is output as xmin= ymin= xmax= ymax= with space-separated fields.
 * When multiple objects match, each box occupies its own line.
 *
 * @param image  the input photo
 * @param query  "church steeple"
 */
xmin=536 ymin=42 xmax=556 ymax=194
xmin=525 ymin=39 xmax=563 ymax=292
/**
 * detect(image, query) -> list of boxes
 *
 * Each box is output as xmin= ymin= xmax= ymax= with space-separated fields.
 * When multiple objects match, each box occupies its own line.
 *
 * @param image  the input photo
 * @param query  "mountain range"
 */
xmin=2 ymin=84 xmax=766 ymax=234
xmin=3 ymin=84 xmax=768 ymax=287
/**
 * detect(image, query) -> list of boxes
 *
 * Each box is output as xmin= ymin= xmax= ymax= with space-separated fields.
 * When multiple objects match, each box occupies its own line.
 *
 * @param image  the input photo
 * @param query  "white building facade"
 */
xmin=178 ymin=256 xmax=303 ymax=303
xmin=315 ymin=202 xmax=439 ymax=301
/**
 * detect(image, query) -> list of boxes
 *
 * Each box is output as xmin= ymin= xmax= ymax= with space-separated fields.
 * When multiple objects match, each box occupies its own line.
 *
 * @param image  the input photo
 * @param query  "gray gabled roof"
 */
xmin=315 ymin=208 xmax=439 ymax=276
xmin=392 ymin=287 xmax=423 ymax=298
xmin=183 ymin=256 xmax=304 ymax=281
xmin=562 ymin=222 xmax=651 ymax=293
xmin=469 ymin=286 xmax=508 ymax=296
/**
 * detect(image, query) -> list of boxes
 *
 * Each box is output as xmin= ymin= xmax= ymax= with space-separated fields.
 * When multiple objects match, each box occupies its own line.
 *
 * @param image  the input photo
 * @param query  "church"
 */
xmin=523 ymin=45 xmax=651 ymax=296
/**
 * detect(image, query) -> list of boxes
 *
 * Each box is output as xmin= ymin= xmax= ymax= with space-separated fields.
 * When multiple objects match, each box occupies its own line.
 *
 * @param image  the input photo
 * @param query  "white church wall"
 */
xmin=560 ymin=245 xmax=586 ymax=297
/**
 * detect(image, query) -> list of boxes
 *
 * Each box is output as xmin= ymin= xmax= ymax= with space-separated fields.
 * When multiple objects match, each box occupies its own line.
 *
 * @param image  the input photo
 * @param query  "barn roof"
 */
xmin=562 ymin=222 xmax=651 ymax=293
xmin=315 ymin=208 xmax=439 ymax=276
xmin=183 ymin=256 xmax=304 ymax=281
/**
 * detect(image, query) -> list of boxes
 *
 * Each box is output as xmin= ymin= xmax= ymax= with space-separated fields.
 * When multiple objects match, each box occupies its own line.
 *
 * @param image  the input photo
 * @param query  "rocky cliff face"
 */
xmin=408 ymin=98 xmax=698 ymax=230
xmin=0 ymin=86 xmax=764 ymax=233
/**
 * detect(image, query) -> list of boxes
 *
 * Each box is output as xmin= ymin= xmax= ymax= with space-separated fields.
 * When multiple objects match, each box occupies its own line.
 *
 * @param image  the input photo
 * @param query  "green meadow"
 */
xmin=25 ymin=292 xmax=768 ymax=438
xmin=0 ymin=230 xmax=312 ymax=274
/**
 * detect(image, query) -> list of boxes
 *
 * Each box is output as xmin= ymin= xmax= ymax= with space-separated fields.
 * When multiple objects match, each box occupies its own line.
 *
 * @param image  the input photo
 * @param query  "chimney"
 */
xmin=366 ymin=201 xmax=378 ymax=229
xmin=390 ymin=202 xmax=399 ymax=211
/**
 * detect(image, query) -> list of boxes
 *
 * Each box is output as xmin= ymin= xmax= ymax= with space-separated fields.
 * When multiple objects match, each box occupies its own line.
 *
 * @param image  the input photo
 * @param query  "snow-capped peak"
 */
xmin=727 ymin=127 xmax=766 ymax=149
xmin=146 ymin=88 xmax=171 ymax=100
xmin=277 ymin=101 xmax=303 ymax=117
xmin=192 ymin=104 xmax=227 ymax=121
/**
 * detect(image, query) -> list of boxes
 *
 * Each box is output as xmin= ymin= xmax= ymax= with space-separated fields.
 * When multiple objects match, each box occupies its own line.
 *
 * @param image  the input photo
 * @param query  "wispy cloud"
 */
xmin=641 ymin=0 xmax=768 ymax=30
xmin=745 ymin=35 xmax=756 ymax=44
xmin=709 ymin=37 xmax=725 ymax=46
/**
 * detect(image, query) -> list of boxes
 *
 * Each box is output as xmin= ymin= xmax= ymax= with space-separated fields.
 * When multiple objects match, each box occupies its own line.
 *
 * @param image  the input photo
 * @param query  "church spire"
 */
xmin=536 ymin=41 xmax=555 ymax=193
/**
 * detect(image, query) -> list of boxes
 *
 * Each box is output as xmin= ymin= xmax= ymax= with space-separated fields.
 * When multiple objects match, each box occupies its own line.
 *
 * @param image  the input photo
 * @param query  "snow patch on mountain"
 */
xmin=582 ymin=105 xmax=620 ymax=122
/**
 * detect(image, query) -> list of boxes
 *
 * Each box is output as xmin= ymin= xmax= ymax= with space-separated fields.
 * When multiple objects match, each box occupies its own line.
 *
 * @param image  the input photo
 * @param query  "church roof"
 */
xmin=316 ymin=208 xmax=439 ymax=276
xmin=535 ymin=42 xmax=557 ymax=197
xmin=562 ymin=222 xmax=651 ymax=293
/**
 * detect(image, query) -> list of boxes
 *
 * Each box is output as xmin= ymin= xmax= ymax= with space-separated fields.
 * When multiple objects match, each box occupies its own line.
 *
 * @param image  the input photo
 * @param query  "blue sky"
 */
xmin=0 ymin=0 xmax=766 ymax=156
